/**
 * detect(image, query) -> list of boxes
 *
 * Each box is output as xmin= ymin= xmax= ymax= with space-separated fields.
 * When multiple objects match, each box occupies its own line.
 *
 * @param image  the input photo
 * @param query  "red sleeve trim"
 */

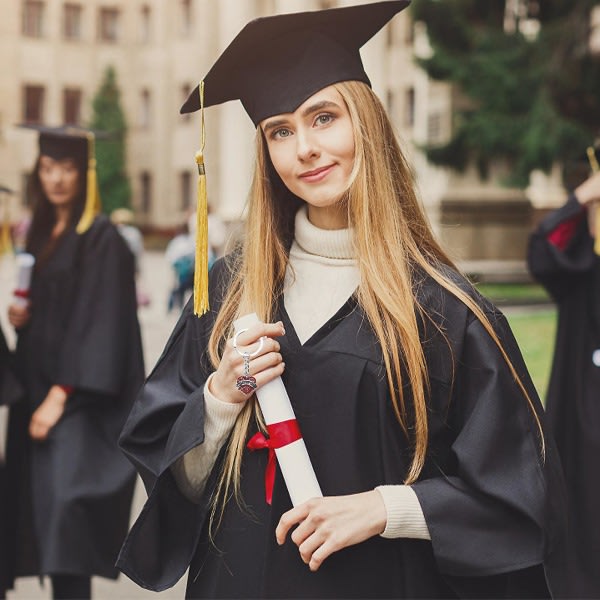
xmin=547 ymin=212 xmax=584 ymax=251
xmin=58 ymin=385 xmax=74 ymax=395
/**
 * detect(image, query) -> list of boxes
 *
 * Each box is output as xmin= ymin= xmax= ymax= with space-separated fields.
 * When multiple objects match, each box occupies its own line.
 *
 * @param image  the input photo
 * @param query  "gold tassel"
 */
xmin=0 ymin=199 xmax=13 ymax=256
xmin=193 ymin=80 xmax=210 ymax=316
xmin=587 ymin=146 xmax=600 ymax=255
xmin=76 ymin=132 xmax=102 ymax=234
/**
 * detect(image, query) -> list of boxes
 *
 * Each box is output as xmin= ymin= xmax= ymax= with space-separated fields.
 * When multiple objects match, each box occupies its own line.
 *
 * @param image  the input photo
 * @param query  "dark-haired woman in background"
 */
xmin=5 ymin=126 xmax=144 ymax=600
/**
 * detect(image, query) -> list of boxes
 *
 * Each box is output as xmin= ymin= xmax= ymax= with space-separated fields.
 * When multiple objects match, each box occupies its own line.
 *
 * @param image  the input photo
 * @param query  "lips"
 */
xmin=299 ymin=164 xmax=334 ymax=182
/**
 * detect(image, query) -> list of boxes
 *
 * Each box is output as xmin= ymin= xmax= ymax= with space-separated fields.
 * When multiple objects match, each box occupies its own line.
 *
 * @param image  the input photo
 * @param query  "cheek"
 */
xmin=66 ymin=173 xmax=80 ymax=195
xmin=268 ymin=147 xmax=293 ymax=181
xmin=38 ymin=173 xmax=52 ymax=192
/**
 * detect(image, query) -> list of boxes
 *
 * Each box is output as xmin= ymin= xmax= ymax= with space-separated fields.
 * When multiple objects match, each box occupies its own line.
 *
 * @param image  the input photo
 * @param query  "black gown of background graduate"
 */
xmin=5 ymin=214 xmax=144 ymax=582
xmin=0 ymin=323 xmax=23 ymax=596
xmin=117 ymin=257 xmax=567 ymax=599
xmin=528 ymin=193 xmax=600 ymax=597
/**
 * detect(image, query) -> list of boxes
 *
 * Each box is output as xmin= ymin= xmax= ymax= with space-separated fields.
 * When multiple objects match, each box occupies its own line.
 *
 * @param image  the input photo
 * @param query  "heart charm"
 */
xmin=236 ymin=375 xmax=257 ymax=395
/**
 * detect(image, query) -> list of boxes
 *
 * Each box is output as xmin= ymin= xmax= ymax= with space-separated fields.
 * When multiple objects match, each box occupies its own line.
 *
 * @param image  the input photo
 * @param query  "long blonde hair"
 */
xmin=206 ymin=80 xmax=543 ymax=527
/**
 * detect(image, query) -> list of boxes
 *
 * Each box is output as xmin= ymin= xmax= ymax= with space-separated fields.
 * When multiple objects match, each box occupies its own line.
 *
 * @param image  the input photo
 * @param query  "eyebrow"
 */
xmin=262 ymin=100 xmax=340 ymax=133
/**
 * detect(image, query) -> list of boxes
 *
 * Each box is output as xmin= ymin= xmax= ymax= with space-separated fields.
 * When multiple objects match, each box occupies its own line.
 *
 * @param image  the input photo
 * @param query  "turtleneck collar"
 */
xmin=293 ymin=206 xmax=355 ymax=260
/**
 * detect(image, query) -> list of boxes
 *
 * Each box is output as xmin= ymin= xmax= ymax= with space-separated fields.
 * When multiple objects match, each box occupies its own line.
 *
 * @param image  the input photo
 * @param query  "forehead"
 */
xmin=260 ymin=84 xmax=347 ymax=126
xmin=39 ymin=154 xmax=79 ymax=166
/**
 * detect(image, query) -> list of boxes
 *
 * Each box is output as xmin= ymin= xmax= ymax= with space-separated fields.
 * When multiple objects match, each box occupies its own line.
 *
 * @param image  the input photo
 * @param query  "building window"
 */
xmin=63 ymin=3 xmax=82 ymax=40
xmin=139 ymin=89 xmax=151 ymax=129
xmin=140 ymin=5 xmax=151 ymax=43
xmin=180 ymin=171 xmax=192 ymax=211
xmin=591 ymin=5 xmax=600 ymax=55
xmin=99 ymin=7 xmax=119 ymax=42
xmin=181 ymin=83 xmax=192 ymax=122
xmin=23 ymin=85 xmax=45 ymax=123
xmin=63 ymin=88 xmax=82 ymax=125
xmin=22 ymin=172 xmax=32 ymax=207
xmin=386 ymin=90 xmax=397 ymax=120
xmin=181 ymin=0 xmax=193 ymax=36
xmin=140 ymin=172 xmax=152 ymax=214
xmin=22 ymin=1 xmax=45 ymax=38
xmin=404 ymin=87 xmax=415 ymax=128
xmin=427 ymin=112 xmax=443 ymax=144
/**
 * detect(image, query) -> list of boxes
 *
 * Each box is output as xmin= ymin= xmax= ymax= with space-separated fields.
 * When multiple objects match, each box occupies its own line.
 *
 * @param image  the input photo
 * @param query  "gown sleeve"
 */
xmin=55 ymin=218 xmax=141 ymax=395
xmin=527 ymin=193 xmax=594 ymax=302
xmin=411 ymin=311 xmax=567 ymax=595
xmin=0 ymin=326 xmax=23 ymax=406
xmin=116 ymin=261 xmax=228 ymax=592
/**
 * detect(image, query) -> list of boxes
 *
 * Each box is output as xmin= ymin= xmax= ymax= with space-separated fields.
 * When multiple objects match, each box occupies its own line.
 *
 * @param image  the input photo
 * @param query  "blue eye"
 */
xmin=272 ymin=128 xmax=292 ymax=140
xmin=315 ymin=113 xmax=333 ymax=126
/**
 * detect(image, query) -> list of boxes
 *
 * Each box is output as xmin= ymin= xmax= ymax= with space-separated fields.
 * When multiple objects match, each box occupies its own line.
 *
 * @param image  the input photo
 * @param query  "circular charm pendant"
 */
xmin=236 ymin=375 xmax=257 ymax=395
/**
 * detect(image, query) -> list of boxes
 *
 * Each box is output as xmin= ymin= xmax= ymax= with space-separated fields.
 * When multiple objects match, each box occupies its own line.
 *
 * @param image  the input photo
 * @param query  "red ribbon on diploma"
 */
xmin=247 ymin=418 xmax=302 ymax=505
xmin=13 ymin=289 xmax=29 ymax=299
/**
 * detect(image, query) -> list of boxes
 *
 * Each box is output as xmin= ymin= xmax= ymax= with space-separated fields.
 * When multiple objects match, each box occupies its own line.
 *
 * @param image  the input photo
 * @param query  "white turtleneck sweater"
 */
xmin=171 ymin=207 xmax=430 ymax=540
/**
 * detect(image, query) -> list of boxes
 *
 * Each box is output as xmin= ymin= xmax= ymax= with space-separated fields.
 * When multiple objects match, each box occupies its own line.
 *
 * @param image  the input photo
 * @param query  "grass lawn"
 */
xmin=503 ymin=308 xmax=557 ymax=403
xmin=476 ymin=283 xmax=551 ymax=305
xmin=474 ymin=282 xmax=557 ymax=401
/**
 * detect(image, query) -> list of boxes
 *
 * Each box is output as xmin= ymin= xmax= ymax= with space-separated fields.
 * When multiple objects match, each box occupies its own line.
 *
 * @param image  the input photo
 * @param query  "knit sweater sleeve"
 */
xmin=170 ymin=374 xmax=244 ymax=503
xmin=376 ymin=485 xmax=431 ymax=539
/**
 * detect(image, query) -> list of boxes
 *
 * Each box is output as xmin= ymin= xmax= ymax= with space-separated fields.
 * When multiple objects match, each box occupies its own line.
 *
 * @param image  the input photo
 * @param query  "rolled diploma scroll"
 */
xmin=234 ymin=312 xmax=322 ymax=506
xmin=13 ymin=253 xmax=35 ymax=307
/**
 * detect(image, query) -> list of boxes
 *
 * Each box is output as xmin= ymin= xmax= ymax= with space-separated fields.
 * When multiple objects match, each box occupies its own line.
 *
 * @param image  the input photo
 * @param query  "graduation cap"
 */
xmin=181 ymin=0 xmax=410 ymax=315
xmin=17 ymin=124 xmax=106 ymax=234
xmin=0 ymin=185 xmax=15 ymax=256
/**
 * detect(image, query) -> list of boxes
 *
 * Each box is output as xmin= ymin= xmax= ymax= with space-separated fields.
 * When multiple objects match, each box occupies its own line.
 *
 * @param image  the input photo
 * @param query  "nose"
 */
xmin=49 ymin=167 xmax=64 ymax=184
xmin=296 ymin=129 xmax=320 ymax=162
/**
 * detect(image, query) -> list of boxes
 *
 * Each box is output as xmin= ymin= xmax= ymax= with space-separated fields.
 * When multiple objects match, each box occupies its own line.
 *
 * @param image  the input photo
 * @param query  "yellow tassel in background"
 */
xmin=0 ymin=199 xmax=13 ymax=256
xmin=587 ymin=146 xmax=600 ymax=256
xmin=193 ymin=80 xmax=210 ymax=316
xmin=76 ymin=133 xmax=101 ymax=234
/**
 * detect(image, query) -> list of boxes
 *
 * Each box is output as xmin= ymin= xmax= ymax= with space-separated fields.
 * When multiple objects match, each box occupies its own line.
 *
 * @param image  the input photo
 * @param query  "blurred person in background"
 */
xmin=110 ymin=207 xmax=150 ymax=307
xmin=528 ymin=147 xmax=600 ymax=598
xmin=165 ymin=218 xmax=196 ymax=313
xmin=5 ymin=125 xmax=144 ymax=600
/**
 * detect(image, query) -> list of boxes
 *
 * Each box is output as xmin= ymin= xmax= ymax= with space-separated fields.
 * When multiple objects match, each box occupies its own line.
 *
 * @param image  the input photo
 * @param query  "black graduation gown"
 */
xmin=0 ymin=324 xmax=23 ymax=596
xmin=117 ymin=257 xmax=567 ymax=599
xmin=528 ymin=194 xmax=600 ymax=598
xmin=5 ymin=215 xmax=144 ymax=581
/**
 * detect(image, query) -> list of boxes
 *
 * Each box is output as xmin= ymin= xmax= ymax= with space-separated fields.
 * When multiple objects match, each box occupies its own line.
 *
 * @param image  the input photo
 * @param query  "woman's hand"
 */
xmin=209 ymin=321 xmax=286 ymax=404
xmin=29 ymin=385 xmax=69 ymax=441
xmin=275 ymin=490 xmax=387 ymax=572
xmin=8 ymin=302 xmax=31 ymax=329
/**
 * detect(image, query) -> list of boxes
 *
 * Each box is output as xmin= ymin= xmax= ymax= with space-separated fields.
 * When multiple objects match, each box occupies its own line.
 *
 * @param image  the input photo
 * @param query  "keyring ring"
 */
xmin=232 ymin=328 xmax=265 ymax=358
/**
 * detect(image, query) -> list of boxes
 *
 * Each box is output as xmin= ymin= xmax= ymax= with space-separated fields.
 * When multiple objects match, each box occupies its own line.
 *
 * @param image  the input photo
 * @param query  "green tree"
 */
xmin=89 ymin=65 xmax=131 ymax=213
xmin=411 ymin=0 xmax=600 ymax=186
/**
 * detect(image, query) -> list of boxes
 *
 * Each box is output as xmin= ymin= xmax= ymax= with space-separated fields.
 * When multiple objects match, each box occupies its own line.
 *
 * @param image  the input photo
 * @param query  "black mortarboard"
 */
xmin=17 ymin=124 xmax=102 ymax=161
xmin=17 ymin=124 xmax=105 ymax=233
xmin=181 ymin=0 xmax=410 ymax=125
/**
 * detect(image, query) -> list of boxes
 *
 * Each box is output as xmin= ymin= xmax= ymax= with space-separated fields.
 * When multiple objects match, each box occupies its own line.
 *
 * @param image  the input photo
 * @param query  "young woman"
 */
xmin=117 ymin=2 xmax=567 ymax=597
xmin=528 ymin=166 xmax=600 ymax=598
xmin=5 ymin=126 xmax=145 ymax=600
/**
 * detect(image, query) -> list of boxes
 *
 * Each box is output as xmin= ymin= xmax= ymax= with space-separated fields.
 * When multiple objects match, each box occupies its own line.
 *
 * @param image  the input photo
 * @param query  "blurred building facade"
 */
xmin=0 ymin=0 xmax=567 ymax=263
